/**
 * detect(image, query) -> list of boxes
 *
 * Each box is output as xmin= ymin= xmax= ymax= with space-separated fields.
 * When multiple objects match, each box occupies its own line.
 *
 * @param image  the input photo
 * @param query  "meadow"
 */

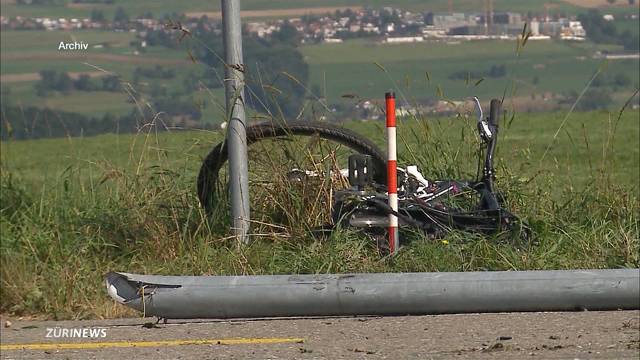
xmin=2 ymin=0 xmax=638 ymax=19
xmin=1 ymin=106 xmax=638 ymax=318
xmin=301 ymin=38 xmax=639 ymax=103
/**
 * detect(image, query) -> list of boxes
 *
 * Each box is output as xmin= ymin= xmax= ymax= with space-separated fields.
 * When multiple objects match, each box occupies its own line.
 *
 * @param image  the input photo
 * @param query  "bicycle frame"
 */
xmin=331 ymin=98 xmax=524 ymax=246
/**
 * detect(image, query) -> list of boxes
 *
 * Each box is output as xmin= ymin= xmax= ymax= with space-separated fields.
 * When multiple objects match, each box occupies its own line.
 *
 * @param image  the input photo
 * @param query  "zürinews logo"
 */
xmin=46 ymin=327 xmax=107 ymax=338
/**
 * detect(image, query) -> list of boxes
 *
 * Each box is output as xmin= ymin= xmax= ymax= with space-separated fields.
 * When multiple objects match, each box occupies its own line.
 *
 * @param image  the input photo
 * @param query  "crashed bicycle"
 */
xmin=197 ymin=97 xmax=529 ymax=253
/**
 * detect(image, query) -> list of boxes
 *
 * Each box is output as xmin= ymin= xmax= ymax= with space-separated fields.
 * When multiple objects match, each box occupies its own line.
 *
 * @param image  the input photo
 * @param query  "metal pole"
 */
xmin=221 ymin=0 xmax=250 ymax=243
xmin=385 ymin=92 xmax=399 ymax=255
xmin=106 ymin=269 xmax=640 ymax=319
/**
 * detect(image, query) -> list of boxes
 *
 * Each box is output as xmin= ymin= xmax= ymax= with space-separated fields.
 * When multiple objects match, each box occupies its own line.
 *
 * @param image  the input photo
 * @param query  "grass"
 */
xmin=1 ymin=105 xmax=638 ymax=319
xmin=301 ymin=38 xmax=639 ymax=103
xmin=615 ymin=18 xmax=640 ymax=37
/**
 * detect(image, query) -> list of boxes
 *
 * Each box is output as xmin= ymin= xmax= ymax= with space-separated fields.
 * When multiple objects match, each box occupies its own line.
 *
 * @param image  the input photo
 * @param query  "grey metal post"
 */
xmin=106 ymin=269 xmax=640 ymax=319
xmin=221 ymin=0 xmax=250 ymax=243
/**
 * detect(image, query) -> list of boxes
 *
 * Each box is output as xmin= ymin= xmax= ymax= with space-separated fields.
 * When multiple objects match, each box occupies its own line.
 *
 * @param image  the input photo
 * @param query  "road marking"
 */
xmin=1 ymin=337 xmax=304 ymax=350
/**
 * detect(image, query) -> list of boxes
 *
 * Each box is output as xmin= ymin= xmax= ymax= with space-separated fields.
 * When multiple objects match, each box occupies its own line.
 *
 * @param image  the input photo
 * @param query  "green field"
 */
xmin=615 ymin=18 xmax=640 ymax=37
xmin=2 ymin=0 xmax=638 ymax=19
xmin=301 ymin=38 xmax=639 ymax=103
xmin=1 ymin=108 xmax=638 ymax=318
xmin=2 ymin=27 xmax=638 ymax=118
xmin=3 ymin=109 xmax=638 ymax=189
xmin=0 ymin=28 xmax=215 ymax=116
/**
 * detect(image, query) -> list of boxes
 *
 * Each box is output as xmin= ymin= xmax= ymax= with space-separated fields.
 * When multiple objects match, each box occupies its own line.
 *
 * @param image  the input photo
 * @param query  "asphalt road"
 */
xmin=1 ymin=311 xmax=639 ymax=359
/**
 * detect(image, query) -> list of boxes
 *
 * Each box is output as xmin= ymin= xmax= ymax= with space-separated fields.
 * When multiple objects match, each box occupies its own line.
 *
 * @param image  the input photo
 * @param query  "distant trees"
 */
xmin=0 ymin=104 xmax=214 ymax=141
xmin=0 ymin=105 xmax=130 ymax=140
xmin=101 ymin=75 xmax=120 ymax=92
xmin=133 ymin=66 xmax=176 ymax=80
xmin=591 ymin=72 xmax=634 ymax=89
xmin=147 ymin=19 xmax=312 ymax=119
xmin=73 ymin=74 xmax=95 ymax=91
xmin=620 ymin=30 xmax=639 ymax=51
xmin=580 ymin=88 xmax=614 ymax=111
xmin=152 ymin=96 xmax=202 ymax=121
xmin=561 ymin=88 xmax=613 ymax=111
xmin=35 ymin=70 xmax=72 ymax=96
xmin=578 ymin=9 xmax=639 ymax=51
xmin=16 ymin=0 xmax=62 ymax=4
xmin=90 ymin=9 xmax=105 ymax=22
xmin=113 ymin=7 xmax=129 ymax=28
xmin=73 ymin=0 xmax=114 ymax=3
xmin=243 ymin=40 xmax=310 ymax=118
xmin=272 ymin=21 xmax=301 ymax=45
xmin=613 ymin=73 xmax=631 ymax=87
xmin=33 ymin=70 xmax=121 ymax=96
xmin=448 ymin=64 xmax=507 ymax=81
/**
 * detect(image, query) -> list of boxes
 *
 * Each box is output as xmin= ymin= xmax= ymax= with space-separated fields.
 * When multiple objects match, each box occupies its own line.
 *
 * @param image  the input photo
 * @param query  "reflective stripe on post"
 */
xmin=385 ymin=92 xmax=399 ymax=255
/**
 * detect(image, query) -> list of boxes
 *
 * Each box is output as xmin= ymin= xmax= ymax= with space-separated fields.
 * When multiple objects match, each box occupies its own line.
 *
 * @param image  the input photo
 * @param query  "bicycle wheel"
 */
xmin=197 ymin=121 xmax=387 ymax=232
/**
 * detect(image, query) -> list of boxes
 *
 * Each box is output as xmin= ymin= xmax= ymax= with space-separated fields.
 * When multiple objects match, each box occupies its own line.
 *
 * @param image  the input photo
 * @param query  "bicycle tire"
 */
xmin=197 ymin=121 xmax=387 ymax=213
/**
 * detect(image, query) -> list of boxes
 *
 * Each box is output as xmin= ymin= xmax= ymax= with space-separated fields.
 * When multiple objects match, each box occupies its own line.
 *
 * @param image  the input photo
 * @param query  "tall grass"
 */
xmin=1 ymin=106 xmax=638 ymax=319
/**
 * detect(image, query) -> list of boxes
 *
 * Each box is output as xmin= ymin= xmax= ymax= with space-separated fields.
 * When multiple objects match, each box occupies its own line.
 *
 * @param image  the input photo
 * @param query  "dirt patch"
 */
xmin=186 ymin=6 xmax=363 ymax=19
xmin=562 ymin=0 xmax=640 ymax=8
xmin=1 ymin=71 xmax=106 ymax=83
xmin=1 ymin=52 xmax=192 ymax=66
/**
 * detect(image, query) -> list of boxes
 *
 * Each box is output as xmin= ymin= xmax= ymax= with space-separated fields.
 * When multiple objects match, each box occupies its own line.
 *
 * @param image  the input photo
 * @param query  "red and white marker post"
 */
xmin=385 ymin=92 xmax=399 ymax=255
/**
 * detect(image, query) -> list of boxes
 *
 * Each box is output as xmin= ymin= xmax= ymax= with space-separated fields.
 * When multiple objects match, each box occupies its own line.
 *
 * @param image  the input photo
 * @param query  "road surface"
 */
xmin=1 ymin=311 xmax=639 ymax=359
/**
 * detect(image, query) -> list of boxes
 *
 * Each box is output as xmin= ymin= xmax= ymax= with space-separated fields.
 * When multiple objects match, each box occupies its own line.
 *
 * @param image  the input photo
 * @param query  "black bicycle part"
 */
xmin=197 ymin=121 xmax=387 ymax=213
xmin=348 ymin=154 xmax=375 ymax=190
xmin=477 ymin=98 xmax=501 ymax=211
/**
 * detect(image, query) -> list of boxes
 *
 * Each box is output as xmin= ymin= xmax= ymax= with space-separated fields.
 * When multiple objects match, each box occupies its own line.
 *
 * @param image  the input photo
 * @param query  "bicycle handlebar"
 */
xmin=471 ymin=96 xmax=492 ymax=141
xmin=489 ymin=99 xmax=501 ymax=127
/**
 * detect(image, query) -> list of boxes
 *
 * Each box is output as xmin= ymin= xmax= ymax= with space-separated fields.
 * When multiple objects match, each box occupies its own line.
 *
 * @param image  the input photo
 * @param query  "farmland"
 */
xmin=2 ymin=29 xmax=638 ymax=117
xmin=300 ymin=38 xmax=639 ymax=103
xmin=2 ymin=0 xmax=638 ymax=19
xmin=1 ymin=0 xmax=638 ymax=119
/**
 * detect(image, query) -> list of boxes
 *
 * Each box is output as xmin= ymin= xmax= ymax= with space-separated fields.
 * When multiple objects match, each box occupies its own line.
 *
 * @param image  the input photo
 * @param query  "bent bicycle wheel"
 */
xmin=197 ymin=121 xmax=386 ymax=233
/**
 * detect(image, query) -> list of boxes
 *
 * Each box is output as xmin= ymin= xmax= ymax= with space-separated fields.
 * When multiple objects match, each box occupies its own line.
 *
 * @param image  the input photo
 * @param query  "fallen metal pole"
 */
xmin=105 ymin=269 xmax=639 ymax=319
xmin=222 ymin=0 xmax=250 ymax=243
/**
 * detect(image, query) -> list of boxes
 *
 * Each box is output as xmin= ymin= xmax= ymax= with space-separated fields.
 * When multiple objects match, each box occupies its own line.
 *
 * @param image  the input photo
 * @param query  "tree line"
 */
xmin=144 ymin=16 xmax=311 ymax=119
xmin=0 ymin=104 xmax=212 ymax=141
xmin=34 ymin=70 xmax=120 ymax=96
xmin=579 ymin=9 xmax=639 ymax=51
xmin=448 ymin=64 xmax=507 ymax=81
